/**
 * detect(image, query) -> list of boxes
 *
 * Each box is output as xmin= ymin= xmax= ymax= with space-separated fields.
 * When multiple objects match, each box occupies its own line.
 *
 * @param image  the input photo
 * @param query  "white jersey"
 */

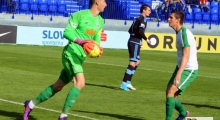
xmin=176 ymin=27 xmax=198 ymax=70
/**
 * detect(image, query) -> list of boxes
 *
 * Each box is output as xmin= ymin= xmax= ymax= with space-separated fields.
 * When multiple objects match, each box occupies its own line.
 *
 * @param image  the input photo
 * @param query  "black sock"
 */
xmin=122 ymin=65 xmax=135 ymax=82
xmin=128 ymin=64 xmax=139 ymax=82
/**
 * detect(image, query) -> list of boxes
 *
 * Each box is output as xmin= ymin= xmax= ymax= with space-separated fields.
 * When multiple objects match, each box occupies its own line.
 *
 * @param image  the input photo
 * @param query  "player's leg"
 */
xmin=126 ymin=59 xmax=139 ymax=90
xmin=165 ymin=66 xmax=180 ymax=120
xmin=174 ymin=93 xmax=189 ymax=120
xmin=134 ymin=57 xmax=140 ymax=73
xmin=127 ymin=44 xmax=141 ymax=90
xmin=175 ymin=69 xmax=198 ymax=120
xmin=120 ymin=42 xmax=137 ymax=91
xmin=23 ymin=78 xmax=67 ymax=120
xmin=59 ymin=54 xmax=86 ymax=119
xmin=23 ymin=55 xmax=72 ymax=120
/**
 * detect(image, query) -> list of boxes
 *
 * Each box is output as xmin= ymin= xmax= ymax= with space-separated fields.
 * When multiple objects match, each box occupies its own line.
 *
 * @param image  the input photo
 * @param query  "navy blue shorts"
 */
xmin=127 ymin=41 xmax=140 ymax=62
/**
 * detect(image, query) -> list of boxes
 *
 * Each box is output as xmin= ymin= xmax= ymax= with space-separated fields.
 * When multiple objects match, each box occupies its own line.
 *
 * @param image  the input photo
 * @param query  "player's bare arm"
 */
xmin=174 ymin=47 xmax=190 ymax=86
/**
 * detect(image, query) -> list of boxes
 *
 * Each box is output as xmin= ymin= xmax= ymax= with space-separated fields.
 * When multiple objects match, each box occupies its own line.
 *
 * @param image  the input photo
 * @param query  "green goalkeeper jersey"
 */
xmin=63 ymin=9 xmax=104 ymax=58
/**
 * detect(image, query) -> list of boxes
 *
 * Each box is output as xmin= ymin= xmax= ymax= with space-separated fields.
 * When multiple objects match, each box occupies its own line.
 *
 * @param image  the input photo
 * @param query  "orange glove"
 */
xmin=82 ymin=40 xmax=102 ymax=56
xmin=97 ymin=47 xmax=103 ymax=58
xmin=90 ymin=40 xmax=104 ymax=58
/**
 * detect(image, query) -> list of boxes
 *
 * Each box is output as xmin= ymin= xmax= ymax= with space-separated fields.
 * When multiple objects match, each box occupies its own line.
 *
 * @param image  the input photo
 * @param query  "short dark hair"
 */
xmin=171 ymin=10 xmax=185 ymax=25
xmin=89 ymin=0 xmax=96 ymax=7
xmin=140 ymin=4 xmax=150 ymax=13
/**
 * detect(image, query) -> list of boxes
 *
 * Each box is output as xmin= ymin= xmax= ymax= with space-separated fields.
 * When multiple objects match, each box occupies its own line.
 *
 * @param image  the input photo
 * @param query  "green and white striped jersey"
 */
xmin=176 ymin=27 xmax=198 ymax=70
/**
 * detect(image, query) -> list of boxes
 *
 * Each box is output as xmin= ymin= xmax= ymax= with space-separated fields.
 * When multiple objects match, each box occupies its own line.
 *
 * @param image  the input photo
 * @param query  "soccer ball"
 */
xmin=83 ymin=41 xmax=101 ymax=58
xmin=88 ymin=44 xmax=100 ymax=58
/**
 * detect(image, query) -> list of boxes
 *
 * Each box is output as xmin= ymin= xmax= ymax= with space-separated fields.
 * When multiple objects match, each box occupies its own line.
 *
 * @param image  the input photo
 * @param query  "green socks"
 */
xmin=62 ymin=87 xmax=80 ymax=114
xmin=175 ymin=99 xmax=187 ymax=116
xmin=166 ymin=97 xmax=175 ymax=120
xmin=31 ymin=85 xmax=80 ymax=115
xmin=166 ymin=97 xmax=187 ymax=120
xmin=32 ymin=85 xmax=57 ymax=105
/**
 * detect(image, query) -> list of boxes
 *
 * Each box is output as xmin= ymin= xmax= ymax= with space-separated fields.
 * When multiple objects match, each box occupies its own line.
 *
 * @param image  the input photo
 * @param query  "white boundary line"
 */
xmin=0 ymin=57 xmax=219 ymax=80
xmin=0 ymin=98 xmax=98 ymax=120
xmin=85 ymin=61 xmax=220 ymax=80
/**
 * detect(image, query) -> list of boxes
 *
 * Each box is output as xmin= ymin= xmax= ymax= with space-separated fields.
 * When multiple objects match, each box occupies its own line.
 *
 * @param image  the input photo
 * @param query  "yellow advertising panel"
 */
xmin=141 ymin=32 xmax=220 ymax=53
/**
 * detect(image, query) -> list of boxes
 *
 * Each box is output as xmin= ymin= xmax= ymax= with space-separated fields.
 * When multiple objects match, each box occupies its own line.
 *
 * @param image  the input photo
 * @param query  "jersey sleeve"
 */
xmin=181 ymin=28 xmax=190 ymax=48
xmin=93 ymin=17 xmax=104 ymax=45
xmin=138 ymin=17 xmax=148 ymax=40
xmin=63 ymin=12 xmax=81 ymax=41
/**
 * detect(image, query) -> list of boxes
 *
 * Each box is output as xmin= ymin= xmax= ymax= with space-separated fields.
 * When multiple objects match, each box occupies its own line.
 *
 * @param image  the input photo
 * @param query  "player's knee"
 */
xmin=53 ymin=79 xmax=66 ymax=92
xmin=53 ymin=85 xmax=64 ymax=92
xmin=166 ymin=85 xmax=178 ymax=96
xmin=166 ymin=89 xmax=175 ymax=96
xmin=136 ymin=60 xmax=140 ymax=65
xmin=75 ymin=82 xmax=85 ymax=90
xmin=174 ymin=94 xmax=179 ymax=99
xmin=129 ymin=62 xmax=136 ymax=67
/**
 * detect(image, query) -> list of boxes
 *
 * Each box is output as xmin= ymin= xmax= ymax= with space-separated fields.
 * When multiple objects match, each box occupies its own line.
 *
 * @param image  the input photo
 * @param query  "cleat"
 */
xmin=126 ymin=81 xmax=136 ymax=90
xmin=120 ymin=82 xmax=129 ymax=91
xmin=58 ymin=117 xmax=67 ymax=120
xmin=176 ymin=111 xmax=190 ymax=120
xmin=23 ymin=100 xmax=32 ymax=120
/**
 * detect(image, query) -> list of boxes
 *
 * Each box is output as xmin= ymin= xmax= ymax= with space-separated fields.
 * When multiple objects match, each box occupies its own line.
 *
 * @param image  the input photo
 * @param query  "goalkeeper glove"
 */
xmin=74 ymin=38 xmax=90 ymax=46
xmin=97 ymin=47 xmax=103 ymax=58
xmin=89 ymin=41 xmax=103 ymax=58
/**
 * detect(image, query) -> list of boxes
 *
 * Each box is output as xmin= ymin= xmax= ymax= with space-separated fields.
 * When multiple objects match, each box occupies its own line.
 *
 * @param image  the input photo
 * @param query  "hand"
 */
xmin=147 ymin=39 xmax=151 ymax=45
xmin=89 ymin=40 xmax=103 ymax=58
xmin=97 ymin=47 xmax=103 ymax=58
xmin=174 ymin=74 xmax=181 ymax=86
xmin=74 ymin=38 xmax=90 ymax=46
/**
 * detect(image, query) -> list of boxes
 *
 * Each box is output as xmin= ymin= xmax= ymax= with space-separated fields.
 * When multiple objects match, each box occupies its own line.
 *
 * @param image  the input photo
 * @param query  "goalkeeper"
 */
xmin=23 ymin=0 xmax=106 ymax=119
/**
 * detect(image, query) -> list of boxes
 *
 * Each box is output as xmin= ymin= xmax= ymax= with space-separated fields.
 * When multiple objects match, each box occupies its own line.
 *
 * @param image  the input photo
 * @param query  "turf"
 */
xmin=0 ymin=44 xmax=219 ymax=120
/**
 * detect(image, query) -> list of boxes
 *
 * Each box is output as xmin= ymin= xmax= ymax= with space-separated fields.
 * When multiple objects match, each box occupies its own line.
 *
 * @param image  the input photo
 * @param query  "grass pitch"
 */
xmin=0 ymin=44 xmax=219 ymax=120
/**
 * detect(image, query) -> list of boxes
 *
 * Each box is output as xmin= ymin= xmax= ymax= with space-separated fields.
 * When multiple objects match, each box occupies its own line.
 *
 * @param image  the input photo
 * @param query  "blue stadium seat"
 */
xmin=126 ymin=1 xmax=140 ymax=20
xmin=12 ymin=0 xmax=19 ymax=13
xmin=64 ymin=0 xmax=78 ymax=6
xmin=20 ymin=0 xmax=30 ymax=14
xmin=39 ymin=0 xmax=48 ymax=15
xmin=63 ymin=0 xmax=83 ymax=16
xmin=193 ymin=8 xmax=202 ymax=24
xmin=30 ymin=0 xmax=39 ymax=15
xmin=140 ymin=0 xmax=151 ymax=4
xmin=57 ymin=0 xmax=66 ymax=16
xmin=202 ymin=10 xmax=210 ymax=24
xmin=185 ymin=13 xmax=193 ymax=23
xmin=142 ymin=0 xmax=152 ymax=6
xmin=210 ymin=1 xmax=218 ymax=7
xmin=48 ymin=0 xmax=57 ymax=16
xmin=176 ymin=2 xmax=184 ymax=11
xmin=219 ymin=7 xmax=220 ymax=25
xmin=211 ymin=7 xmax=218 ymax=24
xmin=101 ymin=2 xmax=121 ymax=19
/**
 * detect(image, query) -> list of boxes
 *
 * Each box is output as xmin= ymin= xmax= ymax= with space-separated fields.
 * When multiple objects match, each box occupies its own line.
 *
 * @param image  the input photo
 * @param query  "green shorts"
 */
xmin=167 ymin=66 xmax=198 ymax=95
xmin=59 ymin=53 xmax=86 ymax=84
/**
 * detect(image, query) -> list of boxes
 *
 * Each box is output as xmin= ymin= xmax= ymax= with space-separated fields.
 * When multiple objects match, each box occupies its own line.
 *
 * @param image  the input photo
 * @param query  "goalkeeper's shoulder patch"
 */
xmin=71 ymin=22 xmax=77 ymax=28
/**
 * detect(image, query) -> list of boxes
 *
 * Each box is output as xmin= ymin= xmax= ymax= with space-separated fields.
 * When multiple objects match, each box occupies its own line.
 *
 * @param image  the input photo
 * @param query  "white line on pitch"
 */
xmin=0 ymin=57 xmax=219 ymax=80
xmin=0 ymin=98 xmax=98 ymax=120
xmin=84 ymin=61 xmax=220 ymax=80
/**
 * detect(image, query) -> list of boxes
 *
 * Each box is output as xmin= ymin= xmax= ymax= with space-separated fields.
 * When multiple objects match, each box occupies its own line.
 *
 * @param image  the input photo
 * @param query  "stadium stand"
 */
xmin=0 ymin=0 xmax=219 ymax=26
